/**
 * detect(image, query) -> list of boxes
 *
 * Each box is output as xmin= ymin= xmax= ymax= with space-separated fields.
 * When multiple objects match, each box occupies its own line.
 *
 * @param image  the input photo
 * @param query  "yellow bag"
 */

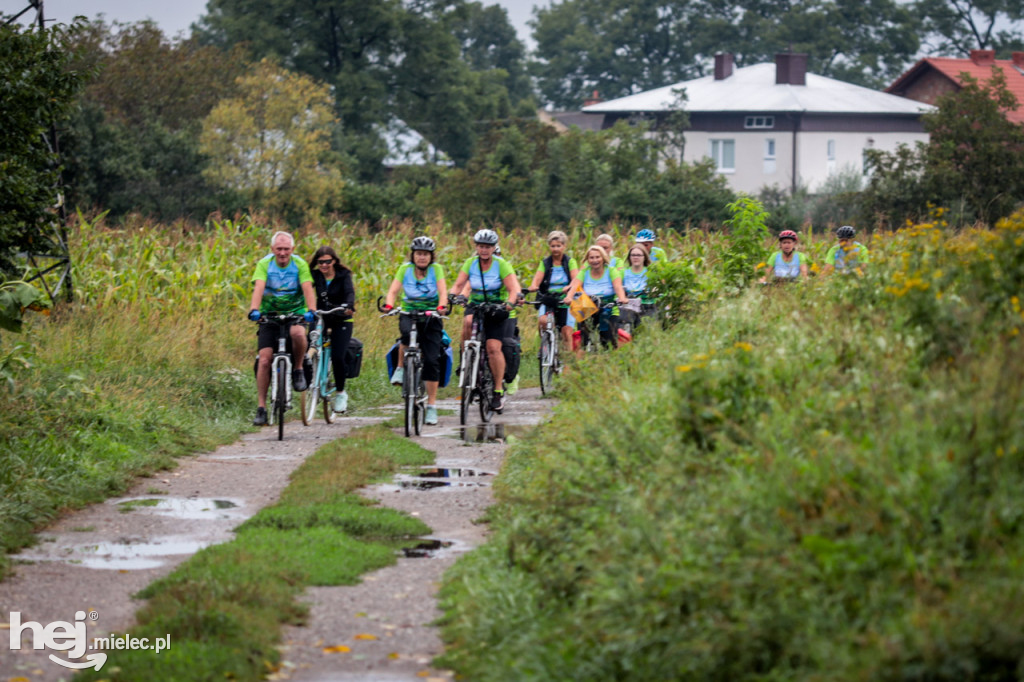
xmin=569 ymin=292 xmax=598 ymax=323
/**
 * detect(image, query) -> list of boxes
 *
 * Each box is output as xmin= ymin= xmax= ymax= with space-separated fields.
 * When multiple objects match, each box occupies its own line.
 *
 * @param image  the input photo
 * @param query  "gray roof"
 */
xmin=583 ymin=63 xmax=935 ymax=116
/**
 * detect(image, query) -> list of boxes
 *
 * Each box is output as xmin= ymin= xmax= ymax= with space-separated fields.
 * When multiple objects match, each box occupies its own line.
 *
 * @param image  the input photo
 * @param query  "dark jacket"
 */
xmin=312 ymin=268 xmax=356 ymax=319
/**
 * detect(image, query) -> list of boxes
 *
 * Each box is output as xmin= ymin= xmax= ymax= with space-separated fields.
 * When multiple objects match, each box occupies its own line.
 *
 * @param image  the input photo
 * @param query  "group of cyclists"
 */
xmin=247 ymin=223 xmax=866 ymax=428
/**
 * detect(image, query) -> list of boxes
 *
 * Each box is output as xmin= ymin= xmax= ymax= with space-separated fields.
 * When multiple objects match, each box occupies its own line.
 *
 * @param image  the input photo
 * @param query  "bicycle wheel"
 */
xmin=413 ymin=362 xmax=425 ymax=436
xmin=479 ymin=362 xmax=494 ymax=423
xmin=459 ymin=346 xmax=475 ymax=425
xmin=276 ymin=364 xmax=287 ymax=441
xmin=403 ymin=355 xmax=416 ymax=438
xmin=322 ymin=348 xmax=337 ymax=424
xmin=539 ymin=331 xmax=554 ymax=396
xmin=302 ymin=349 xmax=320 ymax=425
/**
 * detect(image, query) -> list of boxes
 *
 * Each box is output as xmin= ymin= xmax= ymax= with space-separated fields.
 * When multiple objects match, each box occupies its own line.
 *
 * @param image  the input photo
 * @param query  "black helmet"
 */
xmin=837 ymin=225 xmax=856 ymax=239
xmin=473 ymin=229 xmax=499 ymax=245
xmin=411 ymin=236 xmax=436 ymax=252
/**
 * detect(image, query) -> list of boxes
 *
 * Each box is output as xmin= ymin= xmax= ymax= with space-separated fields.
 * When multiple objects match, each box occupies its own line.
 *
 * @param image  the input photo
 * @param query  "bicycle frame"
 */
xmin=379 ymin=301 xmax=443 ymax=437
xmin=258 ymin=313 xmax=305 ymax=441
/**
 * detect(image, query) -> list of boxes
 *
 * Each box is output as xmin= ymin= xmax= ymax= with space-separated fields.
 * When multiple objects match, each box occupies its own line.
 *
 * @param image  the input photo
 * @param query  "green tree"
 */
xmin=61 ymin=20 xmax=250 ymax=219
xmin=0 ymin=22 xmax=87 ymax=275
xmin=199 ymin=58 xmax=343 ymax=222
xmin=914 ymin=0 xmax=1024 ymax=56
xmin=530 ymin=0 xmax=921 ymax=107
xmin=195 ymin=0 xmax=530 ymax=174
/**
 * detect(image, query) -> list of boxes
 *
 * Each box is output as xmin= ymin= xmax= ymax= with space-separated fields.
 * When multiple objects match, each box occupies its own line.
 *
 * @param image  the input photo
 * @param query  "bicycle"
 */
xmin=380 ymin=298 xmax=445 ymax=437
xmin=525 ymin=293 xmax=564 ymax=396
xmin=577 ymin=300 xmax=621 ymax=354
xmin=254 ymin=313 xmax=307 ymax=441
xmin=451 ymin=297 xmax=508 ymax=425
xmin=302 ymin=304 xmax=349 ymax=426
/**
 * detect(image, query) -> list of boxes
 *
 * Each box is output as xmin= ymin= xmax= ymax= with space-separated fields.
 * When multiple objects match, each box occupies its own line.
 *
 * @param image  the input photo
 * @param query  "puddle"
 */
xmin=399 ymin=538 xmax=472 ymax=559
xmin=14 ymin=537 xmax=211 ymax=570
xmin=391 ymin=467 xmax=493 ymax=491
xmin=112 ymin=496 xmax=247 ymax=520
xmin=401 ymin=539 xmax=455 ymax=558
xmin=437 ymin=423 xmax=535 ymax=443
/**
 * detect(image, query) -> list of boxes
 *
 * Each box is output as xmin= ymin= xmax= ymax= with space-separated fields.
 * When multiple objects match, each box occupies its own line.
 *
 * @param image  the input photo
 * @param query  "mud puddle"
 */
xmin=15 ymin=536 xmax=212 ymax=570
xmin=113 ymin=496 xmax=247 ymax=520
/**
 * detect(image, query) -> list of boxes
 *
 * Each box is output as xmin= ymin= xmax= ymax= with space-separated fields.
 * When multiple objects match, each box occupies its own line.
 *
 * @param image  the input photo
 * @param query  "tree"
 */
xmin=61 ymin=20 xmax=251 ymax=219
xmin=530 ymin=0 xmax=921 ymax=108
xmin=0 ymin=22 xmax=87 ymax=275
xmin=914 ymin=0 xmax=1024 ymax=56
xmin=195 ymin=0 xmax=530 ymax=174
xmin=199 ymin=58 xmax=343 ymax=222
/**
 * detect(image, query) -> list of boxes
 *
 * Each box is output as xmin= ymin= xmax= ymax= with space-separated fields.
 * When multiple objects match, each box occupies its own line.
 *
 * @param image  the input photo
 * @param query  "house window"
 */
xmin=764 ymin=138 xmax=776 ymax=174
xmin=710 ymin=139 xmax=735 ymax=173
xmin=827 ymin=139 xmax=836 ymax=174
xmin=745 ymin=116 xmax=774 ymax=129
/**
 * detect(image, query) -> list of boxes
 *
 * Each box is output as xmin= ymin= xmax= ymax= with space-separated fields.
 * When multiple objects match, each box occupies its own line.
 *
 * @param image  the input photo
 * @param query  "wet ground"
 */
xmin=0 ymin=388 xmax=549 ymax=682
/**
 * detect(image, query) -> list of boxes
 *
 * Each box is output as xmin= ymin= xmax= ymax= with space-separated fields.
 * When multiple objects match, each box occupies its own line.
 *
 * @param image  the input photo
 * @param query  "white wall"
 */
xmin=673 ymin=129 xmax=929 ymax=195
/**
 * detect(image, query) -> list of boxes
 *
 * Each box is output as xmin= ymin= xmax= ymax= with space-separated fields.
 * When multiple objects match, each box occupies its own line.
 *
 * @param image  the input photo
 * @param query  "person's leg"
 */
xmin=289 ymin=324 xmax=307 ymax=368
xmin=255 ymin=347 xmax=273 ymax=408
xmin=419 ymin=318 xmax=443 ymax=404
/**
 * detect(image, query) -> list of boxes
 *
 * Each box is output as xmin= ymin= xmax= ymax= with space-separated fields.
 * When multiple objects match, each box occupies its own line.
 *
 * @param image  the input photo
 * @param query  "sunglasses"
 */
xmin=316 ymin=259 xmax=334 ymax=265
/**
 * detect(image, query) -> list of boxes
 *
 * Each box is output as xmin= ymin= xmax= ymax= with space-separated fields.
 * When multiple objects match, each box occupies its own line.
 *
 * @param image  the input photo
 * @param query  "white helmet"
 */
xmin=473 ymin=229 xmax=499 ymax=245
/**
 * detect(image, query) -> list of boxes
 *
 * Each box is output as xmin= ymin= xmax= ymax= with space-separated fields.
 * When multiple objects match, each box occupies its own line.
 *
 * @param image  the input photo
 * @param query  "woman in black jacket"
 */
xmin=308 ymin=246 xmax=356 ymax=413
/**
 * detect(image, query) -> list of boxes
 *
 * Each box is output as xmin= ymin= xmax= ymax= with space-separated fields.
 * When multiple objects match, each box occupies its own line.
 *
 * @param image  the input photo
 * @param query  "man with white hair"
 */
xmin=247 ymin=231 xmax=317 ymax=426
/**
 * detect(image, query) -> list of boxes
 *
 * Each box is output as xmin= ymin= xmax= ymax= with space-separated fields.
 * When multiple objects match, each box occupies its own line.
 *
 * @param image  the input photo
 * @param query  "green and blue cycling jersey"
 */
xmin=461 ymin=255 xmax=516 ymax=304
xmin=582 ymin=267 xmax=621 ymax=311
xmin=621 ymin=266 xmax=656 ymax=303
xmin=535 ymin=257 xmax=579 ymax=308
xmin=394 ymin=262 xmax=446 ymax=311
xmin=649 ymin=246 xmax=668 ymax=263
xmin=767 ymin=251 xmax=805 ymax=279
xmin=825 ymin=242 xmax=869 ymax=272
xmin=251 ymin=254 xmax=313 ymax=314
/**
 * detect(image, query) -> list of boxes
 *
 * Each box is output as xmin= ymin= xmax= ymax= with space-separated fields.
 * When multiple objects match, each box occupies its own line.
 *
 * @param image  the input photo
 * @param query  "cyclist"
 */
xmin=383 ymin=236 xmax=448 ymax=426
xmin=759 ymin=230 xmax=808 ymax=283
xmin=562 ymin=244 xmax=629 ymax=354
xmin=248 ymin=231 xmax=318 ymax=426
xmin=635 ymin=228 xmax=668 ymax=263
xmin=619 ymin=244 xmax=657 ymax=330
xmin=595 ymin=233 xmax=620 ymax=270
xmin=450 ymin=229 xmax=521 ymax=411
xmin=308 ymin=245 xmax=356 ymax=413
xmin=823 ymin=225 xmax=869 ymax=275
xmin=527 ymin=230 xmax=579 ymax=352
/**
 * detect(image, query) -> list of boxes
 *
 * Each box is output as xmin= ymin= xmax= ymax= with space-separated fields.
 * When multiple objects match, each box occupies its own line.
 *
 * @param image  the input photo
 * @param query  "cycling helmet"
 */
xmin=494 ymin=245 xmax=502 ymax=256
xmin=635 ymin=229 xmax=656 ymax=242
xmin=473 ymin=229 xmax=499 ymax=245
xmin=837 ymin=225 xmax=856 ymax=239
xmin=779 ymin=230 xmax=798 ymax=241
xmin=410 ymin=236 xmax=436 ymax=252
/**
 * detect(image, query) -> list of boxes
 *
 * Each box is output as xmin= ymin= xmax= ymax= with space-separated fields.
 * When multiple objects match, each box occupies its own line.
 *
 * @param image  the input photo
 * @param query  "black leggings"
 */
xmin=399 ymin=315 xmax=444 ymax=382
xmin=326 ymin=321 xmax=353 ymax=391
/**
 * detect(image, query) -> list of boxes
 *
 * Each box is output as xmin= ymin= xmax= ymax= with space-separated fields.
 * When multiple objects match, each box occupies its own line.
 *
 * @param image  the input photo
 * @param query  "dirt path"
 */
xmin=1 ymin=388 xmax=547 ymax=682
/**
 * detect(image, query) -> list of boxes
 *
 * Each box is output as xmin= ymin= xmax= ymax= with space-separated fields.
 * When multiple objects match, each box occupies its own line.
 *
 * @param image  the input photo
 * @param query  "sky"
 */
xmin=1 ymin=0 xmax=548 ymax=45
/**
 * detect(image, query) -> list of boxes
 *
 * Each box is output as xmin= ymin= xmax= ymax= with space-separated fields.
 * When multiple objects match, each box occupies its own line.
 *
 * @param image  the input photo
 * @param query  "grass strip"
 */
xmin=74 ymin=424 xmax=433 ymax=682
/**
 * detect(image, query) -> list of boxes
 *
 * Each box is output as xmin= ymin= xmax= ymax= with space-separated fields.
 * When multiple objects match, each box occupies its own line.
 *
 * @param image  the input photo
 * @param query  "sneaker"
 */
xmin=490 ymin=390 xmax=504 ymax=411
xmin=390 ymin=367 xmax=404 ymax=386
xmin=506 ymin=375 xmax=520 ymax=395
xmin=253 ymin=407 xmax=268 ymax=426
xmin=332 ymin=391 xmax=348 ymax=413
xmin=292 ymin=368 xmax=308 ymax=392
xmin=424 ymin=404 xmax=438 ymax=425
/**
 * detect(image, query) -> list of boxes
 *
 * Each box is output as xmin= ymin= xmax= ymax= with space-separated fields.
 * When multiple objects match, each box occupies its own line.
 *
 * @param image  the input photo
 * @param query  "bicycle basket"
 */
xmin=569 ymin=292 xmax=598 ymax=323
xmin=622 ymin=298 xmax=642 ymax=314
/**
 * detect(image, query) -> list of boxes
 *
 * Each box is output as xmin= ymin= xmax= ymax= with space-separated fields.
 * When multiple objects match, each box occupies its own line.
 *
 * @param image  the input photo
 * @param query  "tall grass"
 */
xmin=437 ymin=212 xmax=1024 ymax=680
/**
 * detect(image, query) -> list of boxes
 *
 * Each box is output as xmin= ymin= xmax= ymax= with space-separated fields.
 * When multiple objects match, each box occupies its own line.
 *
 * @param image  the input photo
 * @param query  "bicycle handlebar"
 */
xmin=253 ymin=313 xmax=307 ymax=324
xmin=313 ymin=304 xmax=349 ymax=317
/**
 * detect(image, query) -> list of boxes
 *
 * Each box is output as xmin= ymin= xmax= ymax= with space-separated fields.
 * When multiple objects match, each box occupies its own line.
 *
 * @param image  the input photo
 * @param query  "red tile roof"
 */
xmin=887 ymin=51 xmax=1024 ymax=123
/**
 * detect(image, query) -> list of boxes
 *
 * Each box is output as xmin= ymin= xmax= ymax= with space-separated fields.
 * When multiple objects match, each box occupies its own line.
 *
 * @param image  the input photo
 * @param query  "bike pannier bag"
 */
xmin=502 ymin=324 xmax=521 ymax=384
xmin=569 ymin=292 xmax=598 ymax=323
xmin=345 ymin=337 xmax=363 ymax=378
xmin=385 ymin=339 xmax=400 ymax=380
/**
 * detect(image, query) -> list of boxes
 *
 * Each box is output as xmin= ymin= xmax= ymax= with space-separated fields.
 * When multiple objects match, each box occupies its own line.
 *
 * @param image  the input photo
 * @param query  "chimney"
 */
xmin=714 ymin=53 xmax=734 ymax=80
xmin=583 ymin=90 xmax=602 ymax=107
xmin=970 ymin=49 xmax=996 ymax=66
xmin=775 ymin=53 xmax=808 ymax=86
xmin=1012 ymin=52 xmax=1024 ymax=69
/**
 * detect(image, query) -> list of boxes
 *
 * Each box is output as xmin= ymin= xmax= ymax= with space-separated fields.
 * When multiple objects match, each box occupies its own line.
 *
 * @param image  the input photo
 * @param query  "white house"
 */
xmin=582 ymin=53 xmax=934 ymax=194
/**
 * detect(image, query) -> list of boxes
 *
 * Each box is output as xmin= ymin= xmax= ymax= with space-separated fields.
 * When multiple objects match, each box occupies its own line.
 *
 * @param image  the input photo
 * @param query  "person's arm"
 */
xmin=341 ymin=270 xmax=356 ymax=315
xmin=249 ymin=279 xmax=266 ymax=312
xmin=612 ymin=274 xmax=629 ymax=305
xmin=527 ymin=264 xmax=545 ymax=292
xmin=799 ymin=261 xmax=809 ymax=280
xmin=384 ymin=276 xmax=403 ymax=309
xmin=436 ymin=266 xmax=449 ymax=311
xmin=301 ymin=280 xmax=317 ymax=313
xmin=502 ymin=272 xmax=521 ymax=307
xmin=451 ymin=269 xmax=469 ymax=299
xmin=562 ymin=276 xmax=582 ymax=305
